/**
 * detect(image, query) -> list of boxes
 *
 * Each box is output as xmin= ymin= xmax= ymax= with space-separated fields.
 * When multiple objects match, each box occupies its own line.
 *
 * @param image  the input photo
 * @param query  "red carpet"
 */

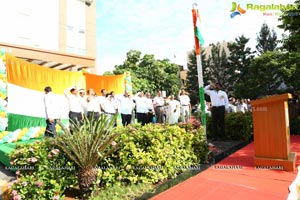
xmin=151 ymin=135 xmax=300 ymax=200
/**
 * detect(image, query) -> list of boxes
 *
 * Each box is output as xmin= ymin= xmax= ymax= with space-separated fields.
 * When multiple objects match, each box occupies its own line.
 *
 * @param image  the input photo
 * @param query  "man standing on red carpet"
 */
xmin=205 ymin=82 xmax=229 ymax=141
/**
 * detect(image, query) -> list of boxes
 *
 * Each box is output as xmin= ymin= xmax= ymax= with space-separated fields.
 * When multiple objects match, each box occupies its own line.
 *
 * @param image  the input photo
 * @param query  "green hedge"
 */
xmin=97 ymin=123 xmax=208 ymax=187
xmin=206 ymin=112 xmax=253 ymax=141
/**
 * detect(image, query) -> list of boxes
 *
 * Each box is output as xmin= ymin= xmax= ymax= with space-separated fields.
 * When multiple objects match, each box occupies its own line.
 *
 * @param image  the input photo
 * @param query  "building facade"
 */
xmin=0 ymin=0 xmax=96 ymax=71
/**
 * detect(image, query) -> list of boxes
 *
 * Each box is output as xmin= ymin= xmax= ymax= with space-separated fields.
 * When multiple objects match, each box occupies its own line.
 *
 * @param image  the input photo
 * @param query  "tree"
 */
xmin=246 ymin=52 xmax=285 ymax=99
xmin=204 ymin=43 xmax=230 ymax=92
xmin=186 ymin=49 xmax=207 ymax=105
xmin=256 ymin=22 xmax=278 ymax=55
xmin=114 ymin=50 xmax=181 ymax=95
xmin=55 ymin=115 xmax=121 ymax=198
xmin=278 ymin=0 xmax=300 ymax=52
xmin=227 ymin=35 xmax=255 ymax=98
xmin=279 ymin=52 xmax=300 ymax=93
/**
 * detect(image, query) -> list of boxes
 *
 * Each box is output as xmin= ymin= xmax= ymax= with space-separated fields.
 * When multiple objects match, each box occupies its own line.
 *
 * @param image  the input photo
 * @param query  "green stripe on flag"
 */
xmin=195 ymin=27 xmax=204 ymax=46
xmin=7 ymin=113 xmax=68 ymax=131
xmin=199 ymin=87 xmax=206 ymax=125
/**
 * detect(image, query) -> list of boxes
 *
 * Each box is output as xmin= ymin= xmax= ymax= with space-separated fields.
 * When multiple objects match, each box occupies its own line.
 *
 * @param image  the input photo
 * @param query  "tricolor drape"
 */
xmin=0 ymin=53 xmax=127 ymax=143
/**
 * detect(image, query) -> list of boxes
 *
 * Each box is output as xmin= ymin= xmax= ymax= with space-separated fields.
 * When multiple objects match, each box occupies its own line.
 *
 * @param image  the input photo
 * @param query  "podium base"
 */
xmin=254 ymin=152 xmax=297 ymax=171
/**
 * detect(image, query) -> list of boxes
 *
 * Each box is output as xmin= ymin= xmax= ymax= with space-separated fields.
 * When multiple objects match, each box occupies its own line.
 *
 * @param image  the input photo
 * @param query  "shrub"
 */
xmin=90 ymin=183 xmax=153 ymax=200
xmin=55 ymin=114 xmax=121 ymax=198
xmin=290 ymin=117 xmax=300 ymax=135
xmin=97 ymin=123 xmax=208 ymax=187
xmin=9 ymin=139 xmax=77 ymax=200
xmin=207 ymin=112 xmax=253 ymax=141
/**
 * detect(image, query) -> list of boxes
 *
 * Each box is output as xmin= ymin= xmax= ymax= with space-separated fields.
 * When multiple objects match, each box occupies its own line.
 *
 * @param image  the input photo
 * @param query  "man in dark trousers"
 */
xmin=204 ymin=82 xmax=229 ymax=141
xmin=44 ymin=86 xmax=60 ymax=137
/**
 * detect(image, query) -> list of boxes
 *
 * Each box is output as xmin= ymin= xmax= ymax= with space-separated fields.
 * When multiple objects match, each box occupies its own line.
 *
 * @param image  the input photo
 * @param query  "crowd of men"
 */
xmin=43 ymin=86 xmax=192 ymax=137
xmin=204 ymin=97 xmax=252 ymax=116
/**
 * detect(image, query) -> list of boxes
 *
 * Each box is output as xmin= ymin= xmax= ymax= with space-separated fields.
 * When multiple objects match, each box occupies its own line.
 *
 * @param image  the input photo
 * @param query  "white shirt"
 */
xmin=146 ymin=98 xmax=154 ymax=111
xmin=204 ymin=85 xmax=229 ymax=110
xmin=178 ymin=95 xmax=190 ymax=106
xmin=133 ymin=95 xmax=148 ymax=113
xmin=64 ymin=89 xmax=83 ymax=113
xmin=228 ymin=103 xmax=237 ymax=113
xmin=104 ymin=97 xmax=117 ymax=114
xmin=116 ymin=95 xmax=134 ymax=115
xmin=97 ymin=96 xmax=107 ymax=112
xmin=44 ymin=92 xmax=61 ymax=119
xmin=79 ymin=96 xmax=87 ymax=114
xmin=237 ymin=103 xmax=247 ymax=113
xmin=86 ymin=96 xmax=100 ymax=113
xmin=153 ymin=96 xmax=164 ymax=107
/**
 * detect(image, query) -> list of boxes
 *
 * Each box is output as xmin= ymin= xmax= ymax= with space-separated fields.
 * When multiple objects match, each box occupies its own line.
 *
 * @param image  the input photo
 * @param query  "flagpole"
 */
xmin=192 ymin=3 xmax=207 ymax=141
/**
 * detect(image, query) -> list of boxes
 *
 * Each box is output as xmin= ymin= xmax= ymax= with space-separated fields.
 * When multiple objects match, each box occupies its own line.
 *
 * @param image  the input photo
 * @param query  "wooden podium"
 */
xmin=251 ymin=93 xmax=297 ymax=171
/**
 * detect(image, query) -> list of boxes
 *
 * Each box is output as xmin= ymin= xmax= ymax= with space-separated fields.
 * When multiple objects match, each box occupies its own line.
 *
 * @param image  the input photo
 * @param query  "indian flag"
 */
xmin=4 ymin=54 xmax=86 ymax=140
xmin=194 ymin=9 xmax=204 ymax=46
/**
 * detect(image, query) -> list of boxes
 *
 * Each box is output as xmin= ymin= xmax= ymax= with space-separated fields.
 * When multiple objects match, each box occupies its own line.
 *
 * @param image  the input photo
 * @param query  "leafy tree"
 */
xmin=204 ymin=43 xmax=230 ymax=92
xmin=279 ymin=52 xmax=300 ymax=93
xmin=186 ymin=49 xmax=208 ymax=105
xmin=103 ymin=71 xmax=114 ymax=75
xmin=227 ymin=35 xmax=255 ymax=98
xmin=246 ymin=52 xmax=285 ymax=99
xmin=278 ymin=0 xmax=300 ymax=52
xmin=114 ymin=50 xmax=181 ymax=95
xmin=55 ymin=115 xmax=121 ymax=198
xmin=256 ymin=22 xmax=278 ymax=55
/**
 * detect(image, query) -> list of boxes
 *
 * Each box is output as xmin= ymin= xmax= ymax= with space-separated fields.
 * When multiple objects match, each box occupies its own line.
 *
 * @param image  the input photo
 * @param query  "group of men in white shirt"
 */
xmin=44 ymin=86 xmax=192 ymax=136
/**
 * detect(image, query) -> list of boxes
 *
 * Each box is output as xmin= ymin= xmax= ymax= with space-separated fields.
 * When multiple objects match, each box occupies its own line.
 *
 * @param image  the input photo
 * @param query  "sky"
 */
xmin=95 ymin=0 xmax=296 ymax=74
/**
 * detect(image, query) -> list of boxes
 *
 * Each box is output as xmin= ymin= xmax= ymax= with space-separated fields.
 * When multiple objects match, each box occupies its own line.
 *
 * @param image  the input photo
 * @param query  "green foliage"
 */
xmin=205 ymin=43 xmax=230 ymax=90
xmin=279 ymin=52 xmax=300 ymax=92
xmin=55 ymin=114 xmax=122 ymax=197
xmin=97 ymin=123 xmax=208 ymax=187
xmin=278 ymin=0 xmax=300 ymax=52
xmin=55 ymin=115 xmax=120 ymax=169
xmin=246 ymin=51 xmax=285 ymax=99
xmin=90 ymin=183 xmax=153 ymax=200
xmin=9 ymin=139 xmax=77 ymax=200
xmin=207 ymin=112 xmax=253 ymax=141
xmin=227 ymin=35 xmax=255 ymax=98
xmin=186 ymin=49 xmax=208 ymax=105
xmin=113 ymin=50 xmax=181 ymax=95
xmin=256 ymin=22 xmax=278 ymax=55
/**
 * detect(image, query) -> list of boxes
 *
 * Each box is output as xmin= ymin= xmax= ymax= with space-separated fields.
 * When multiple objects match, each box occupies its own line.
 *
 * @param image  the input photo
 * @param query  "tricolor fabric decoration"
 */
xmin=0 ymin=53 xmax=128 ymax=144
xmin=124 ymin=72 xmax=132 ymax=95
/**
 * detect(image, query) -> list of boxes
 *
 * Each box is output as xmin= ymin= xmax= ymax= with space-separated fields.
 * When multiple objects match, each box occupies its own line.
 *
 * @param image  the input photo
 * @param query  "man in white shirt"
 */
xmin=86 ymin=88 xmax=101 ymax=121
xmin=133 ymin=92 xmax=148 ymax=125
xmin=64 ymin=86 xmax=84 ymax=129
xmin=204 ymin=82 xmax=229 ymax=141
xmin=153 ymin=91 xmax=165 ymax=123
xmin=44 ymin=86 xmax=60 ymax=137
xmin=97 ymin=89 xmax=107 ymax=114
xmin=116 ymin=91 xmax=135 ymax=126
xmin=79 ymin=89 xmax=87 ymax=115
xmin=178 ymin=89 xmax=191 ymax=123
xmin=145 ymin=92 xmax=154 ymax=124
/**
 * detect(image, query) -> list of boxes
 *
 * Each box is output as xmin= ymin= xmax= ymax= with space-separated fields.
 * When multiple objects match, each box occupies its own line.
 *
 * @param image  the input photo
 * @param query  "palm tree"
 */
xmin=55 ymin=114 xmax=121 ymax=198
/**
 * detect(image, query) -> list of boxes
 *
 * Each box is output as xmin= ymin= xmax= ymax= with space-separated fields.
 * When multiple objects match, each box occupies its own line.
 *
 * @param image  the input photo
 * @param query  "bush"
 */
xmin=90 ymin=183 xmax=153 ymax=200
xmin=9 ymin=139 xmax=77 ymax=200
xmin=290 ymin=117 xmax=300 ymax=135
xmin=96 ymin=123 xmax=208 ymax=187
xmin=207 ymin=112 xmax=253 ymax=141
